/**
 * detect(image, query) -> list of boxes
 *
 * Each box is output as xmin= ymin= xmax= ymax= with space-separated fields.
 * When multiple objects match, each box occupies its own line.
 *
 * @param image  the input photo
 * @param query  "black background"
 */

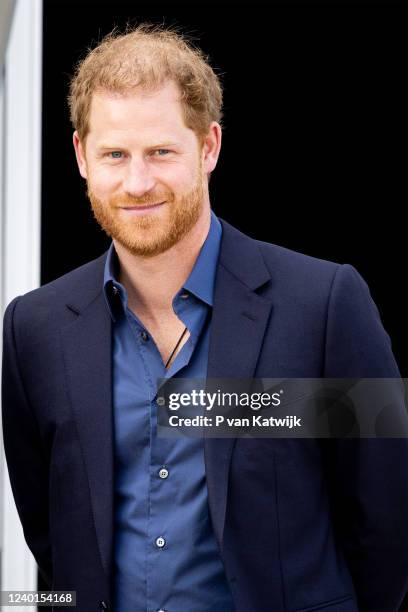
xmin=42 ymin=0 xmax=407 ymax=376
xmin=42 ymin=0 xmax=408 ymax=383
xmin=41 ymin=0 xmax=408 ymax=601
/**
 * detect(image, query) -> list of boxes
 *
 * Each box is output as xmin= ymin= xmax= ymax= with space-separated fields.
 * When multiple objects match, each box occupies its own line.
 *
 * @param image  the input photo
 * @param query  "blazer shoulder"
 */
xmin=254 ymin=239 xmax=351 ymax=312
xmin=218 ymin=218 xmax=358 ymax=304
xmin=4 ymin=250 xmax=108 ymax=322
xmin=219 ymin=218 xmax=343 ymax=294
xmin=255 ymin=238 xmax=340 ymax=280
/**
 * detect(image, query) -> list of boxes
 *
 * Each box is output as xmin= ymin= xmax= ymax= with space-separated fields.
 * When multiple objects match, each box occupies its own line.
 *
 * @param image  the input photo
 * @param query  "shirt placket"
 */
xmin=142 ymin=298 xmax=202 ymax=612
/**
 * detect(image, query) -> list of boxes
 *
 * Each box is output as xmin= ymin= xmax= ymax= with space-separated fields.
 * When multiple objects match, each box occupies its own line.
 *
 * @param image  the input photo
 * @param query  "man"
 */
xmin=2 ymin=23 xmax=408 ymax=612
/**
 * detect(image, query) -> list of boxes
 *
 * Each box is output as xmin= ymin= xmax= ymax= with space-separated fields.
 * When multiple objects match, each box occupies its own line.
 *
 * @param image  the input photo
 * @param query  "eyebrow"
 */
xmin=96 ymin=142 xmax=181 ymax=150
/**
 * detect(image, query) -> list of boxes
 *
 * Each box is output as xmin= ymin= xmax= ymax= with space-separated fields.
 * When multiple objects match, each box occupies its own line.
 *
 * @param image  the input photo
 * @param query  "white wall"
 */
xmin=0 ymin=0 xmax=16 ymax=70
xmin=0 ymin=0 xmax=43 ymax=606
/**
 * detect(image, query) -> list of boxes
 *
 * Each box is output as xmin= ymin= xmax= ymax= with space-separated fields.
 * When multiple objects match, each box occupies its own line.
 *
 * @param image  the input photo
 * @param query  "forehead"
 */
xmin=87 ymin=80 xmax=191 ymax=142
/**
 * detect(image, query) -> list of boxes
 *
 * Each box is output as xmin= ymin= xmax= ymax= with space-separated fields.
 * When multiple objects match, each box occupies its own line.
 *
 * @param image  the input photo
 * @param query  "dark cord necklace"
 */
xmin=164 ymin=326 xmax=188 ymax=369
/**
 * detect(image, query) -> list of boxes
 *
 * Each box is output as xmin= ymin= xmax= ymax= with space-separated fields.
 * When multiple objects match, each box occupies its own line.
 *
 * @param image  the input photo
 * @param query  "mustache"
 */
xmin=88 ymin=189 xmax=174 ymax=208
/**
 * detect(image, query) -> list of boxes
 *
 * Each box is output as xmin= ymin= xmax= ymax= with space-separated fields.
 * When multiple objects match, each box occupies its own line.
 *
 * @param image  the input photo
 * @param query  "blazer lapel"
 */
xmin=58 ymin=219 xmax=273 ymax=576
xmin=205 ymin=219 xmax=273 ymax=552
xmin=60 ymin=256 xmax=113 ymax=579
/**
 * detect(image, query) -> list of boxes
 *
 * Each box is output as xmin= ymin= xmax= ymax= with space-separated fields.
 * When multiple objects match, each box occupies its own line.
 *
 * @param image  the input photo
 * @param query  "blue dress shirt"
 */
xmin=103 ymin=211 xmax=234 ymax=612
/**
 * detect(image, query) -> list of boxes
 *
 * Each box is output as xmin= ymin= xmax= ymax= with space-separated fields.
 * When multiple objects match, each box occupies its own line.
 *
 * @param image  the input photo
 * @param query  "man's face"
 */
xmin=73 ymin=81 xmax=214 ymax=257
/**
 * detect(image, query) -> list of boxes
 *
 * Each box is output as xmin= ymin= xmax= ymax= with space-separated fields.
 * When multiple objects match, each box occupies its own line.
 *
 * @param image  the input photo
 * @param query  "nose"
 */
xmin=122 ymin=157 xmax=156 ymax=198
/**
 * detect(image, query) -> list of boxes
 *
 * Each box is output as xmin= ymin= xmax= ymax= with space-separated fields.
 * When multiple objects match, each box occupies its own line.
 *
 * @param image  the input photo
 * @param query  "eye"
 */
xmin=108 ymin=151 xmax=123 ymax=159
xmin=153 ymin=149 xmax=171 ymax=156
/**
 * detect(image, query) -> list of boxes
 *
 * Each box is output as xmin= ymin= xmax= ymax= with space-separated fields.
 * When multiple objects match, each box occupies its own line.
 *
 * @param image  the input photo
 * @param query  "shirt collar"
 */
xmin=103 ymin=210 xmax=222 ymax=321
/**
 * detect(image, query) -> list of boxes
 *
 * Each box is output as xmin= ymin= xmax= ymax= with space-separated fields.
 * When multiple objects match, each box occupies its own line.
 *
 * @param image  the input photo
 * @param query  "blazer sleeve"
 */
xmin=1 ymin=296 xmax=53 ymax=587
xmin=323 ymin=264 xmax=408 ymax=611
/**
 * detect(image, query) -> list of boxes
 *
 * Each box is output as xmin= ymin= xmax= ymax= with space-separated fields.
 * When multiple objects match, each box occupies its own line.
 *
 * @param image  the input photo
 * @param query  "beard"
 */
xmin=86 ymin=158 xmax=205 ymax=257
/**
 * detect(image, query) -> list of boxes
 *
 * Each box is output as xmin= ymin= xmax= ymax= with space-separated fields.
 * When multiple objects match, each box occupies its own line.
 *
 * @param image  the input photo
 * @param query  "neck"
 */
xmin=113 ymin=206 xmax=211 ymax=318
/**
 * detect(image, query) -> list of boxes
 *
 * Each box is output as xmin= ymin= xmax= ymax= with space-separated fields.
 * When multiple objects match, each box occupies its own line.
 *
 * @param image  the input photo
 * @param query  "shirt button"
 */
xmin=112 ymin=286 xmax=119 ymax=295
xmin=159 ymin=467 xmax=169 ymax=479
xmin=180 ymin=292 xmax=189 ymax=299
xmin=140 ymin=330 xmax=149 ymax=341
xmin=155 ymin=536 xmax=166 ymax=548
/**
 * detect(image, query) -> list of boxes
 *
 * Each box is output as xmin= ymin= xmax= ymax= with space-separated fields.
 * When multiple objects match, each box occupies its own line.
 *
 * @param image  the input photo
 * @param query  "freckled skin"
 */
xmin=72 ymin=80 xmax=218 ymax=257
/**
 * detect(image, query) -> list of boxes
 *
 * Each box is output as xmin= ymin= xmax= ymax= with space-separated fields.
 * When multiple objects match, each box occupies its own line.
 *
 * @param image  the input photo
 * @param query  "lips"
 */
xmin=120 ymin=201 xmax=165 ymax=210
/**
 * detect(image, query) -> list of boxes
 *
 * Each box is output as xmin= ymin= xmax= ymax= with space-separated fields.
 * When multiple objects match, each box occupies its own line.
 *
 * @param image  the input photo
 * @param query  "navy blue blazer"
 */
xmin=2 ymin=218 xmax=408 ymax=612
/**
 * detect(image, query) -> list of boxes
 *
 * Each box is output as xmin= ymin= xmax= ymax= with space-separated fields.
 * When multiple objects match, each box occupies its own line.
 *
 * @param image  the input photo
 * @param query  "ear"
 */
xmin=72 ymin=131 xmax=88 ymax=179
xmin=201 ymin=122 xmax=222 ymax=176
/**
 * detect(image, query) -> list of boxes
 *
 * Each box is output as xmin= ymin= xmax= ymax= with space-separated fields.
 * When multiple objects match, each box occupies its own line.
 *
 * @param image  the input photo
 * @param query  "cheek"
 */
xmin=89 ymin=167 xmax=122 ymax=193
xmin=166 ymin=167 xmax=198 ymax=193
